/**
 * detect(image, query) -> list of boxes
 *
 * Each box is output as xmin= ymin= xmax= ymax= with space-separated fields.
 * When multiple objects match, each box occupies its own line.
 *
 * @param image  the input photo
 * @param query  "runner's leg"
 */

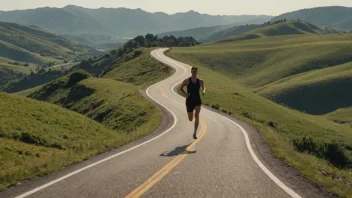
xmin=194 ymin=106 xmax=201 ymax=133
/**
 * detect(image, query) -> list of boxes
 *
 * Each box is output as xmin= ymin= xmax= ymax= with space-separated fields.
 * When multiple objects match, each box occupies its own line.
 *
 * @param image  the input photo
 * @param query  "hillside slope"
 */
xmin=167 ymin=48 xmax=352 ymax=197
xmin=219 ymin=21 xmax=337 ymax=43
xmin=157 ymin=24 xmax=232 ymax=41
xmin=0 ymin=49 xmax=172 ymax=191
xmin=0 ymin=92 xmax=116 ymax=190
xmin=325 ymin=107 xmax=352 ymax=127
xmin=271 ymin=6 xmax=352 ymax=30
xmin=255 ymin=62 xmax=352 ymax=114
xmin=0 ymin=21 xmax=102 ymax=86
xmin=167 ymin=24 xmax=350 ymax=90
xmin=0 ymin=21 xmax=101 ymax=63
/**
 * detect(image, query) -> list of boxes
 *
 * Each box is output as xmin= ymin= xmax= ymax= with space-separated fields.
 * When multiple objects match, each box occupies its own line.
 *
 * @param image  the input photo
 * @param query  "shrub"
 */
xmin=293 ymin=137 xmax=352 ymax=168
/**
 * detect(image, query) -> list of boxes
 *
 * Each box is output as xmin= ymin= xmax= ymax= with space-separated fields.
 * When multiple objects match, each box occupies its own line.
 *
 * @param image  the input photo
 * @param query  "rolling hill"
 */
xmin=0 ymin=47 xmax=173 ymax=191
xmin=167 ymin=22 xmax=352 ymax=116
xmin=157 ymin=15 xmax=273 ymax=42
xmin=161 ymin=21 xmax=338 ymax=44
xmin=157 ymin=24 xmax=233 ymax=41
xmin=255 ymin=61 xmax=352 ymax=115
xmin=271 ymin=6 xmax=352 ymax=31
xmin=202 ymin=23 xmax=267 ymax=42
xmin=0 ymin=5 xmax=272 ymax=37
xmin=0 ymin=21 xmax=102 ymax=87
xmin=325 ymin=107 xmax=352 ymax=127
xmin=166 ymin=26 xmax=352 ymax=196
xmin=219 ymin=21 xmax=338 ymax=43
xmin=0 ymin=21 xmax=101 ymax=62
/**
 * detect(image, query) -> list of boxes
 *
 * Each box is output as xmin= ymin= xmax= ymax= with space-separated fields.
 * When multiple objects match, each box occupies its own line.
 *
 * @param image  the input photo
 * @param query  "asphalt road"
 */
xmin=2 ymin=48 xmax=301 ymax=198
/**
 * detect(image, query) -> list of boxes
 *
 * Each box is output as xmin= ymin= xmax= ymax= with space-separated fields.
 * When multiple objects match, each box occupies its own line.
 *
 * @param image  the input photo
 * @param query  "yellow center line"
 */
xmin=125 ymin=119 xmax=208 ymax=198
xmin=160 ymin=88 xmax=168 ymax=98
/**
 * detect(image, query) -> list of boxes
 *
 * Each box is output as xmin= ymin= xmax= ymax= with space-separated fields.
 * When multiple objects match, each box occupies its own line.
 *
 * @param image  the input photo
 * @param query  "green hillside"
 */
xmin=14 ymin=85 xmax=43 ymax=97
xmin=219 ymin=21 xmax=337 ymax=43
xmin=1 ymin=34 xmax=195 ymax=93
xmin=0 ymin=49 xmax=172 ymax=190
xmin=325 ymin=107 xmax=352 ymax=127
xmin=28 ymin=70 xmax=164 ymax=132
xmin=167 ymin=27 xmax=352 ymax=196
xmin=0 ymin=67 xmax=25 ymax=87
xmin=2 ymin=69 xmax=65 ymax=93
xmin=0 ymin=40 xmax=57 ymax=65
xmin=0 ymin=21 xmax=102 ymax=87
xmin=271 ymin=6 xmax=352 ymax=31
xmin=330 ymin=20 xmax=352 ymax=31
xmin=0 ymin=22 xmax=101 ymax=62
xmin=0 ymin=89 xmax=160 ymax=190
xmin=157 ymin=24 xmax=233 ymax=41
xmin=168 ymin=33 xmax=351 ymax=90
xmin=103 ymin=48 xmax=172 ymax=85
xmin=255 ymin=62 xmax=352 ymax=115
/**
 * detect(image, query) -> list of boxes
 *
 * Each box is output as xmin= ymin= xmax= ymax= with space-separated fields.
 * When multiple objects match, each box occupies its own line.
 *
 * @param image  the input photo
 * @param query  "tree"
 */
xmin=133 ymin=35 xmax=145 ymax=47
xmin=110 ymin=49 xmax=117 ymax=56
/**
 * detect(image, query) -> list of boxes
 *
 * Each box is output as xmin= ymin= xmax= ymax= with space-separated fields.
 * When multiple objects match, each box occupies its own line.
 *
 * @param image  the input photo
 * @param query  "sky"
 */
xmin=0 ymin=0 xmax=351 ymax=16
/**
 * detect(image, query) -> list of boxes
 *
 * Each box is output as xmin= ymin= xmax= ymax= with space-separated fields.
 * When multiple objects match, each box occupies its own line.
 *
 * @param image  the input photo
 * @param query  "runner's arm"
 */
xmin=200 ymin=80 xmax=206 ymax=95
xmin=180 ymin=79 xmax=188 ymax=96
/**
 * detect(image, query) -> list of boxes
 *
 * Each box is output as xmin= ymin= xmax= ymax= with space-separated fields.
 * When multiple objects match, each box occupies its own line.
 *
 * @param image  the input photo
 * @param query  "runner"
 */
xmin=180 ymin=67 xmax=206 ymax=139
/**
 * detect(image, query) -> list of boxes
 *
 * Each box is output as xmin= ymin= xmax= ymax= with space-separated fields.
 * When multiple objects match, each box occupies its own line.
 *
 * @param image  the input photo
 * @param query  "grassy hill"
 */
xmin=0 ymin=67 xmax=25 ymax=87
xmin=14 ymin=85 xmax=43 ymax=97
xmin=0 ymin=22 xmax=101 ymax=62
xmin=158 ymin=24 xmax=233 ymax=41
xmin=1 ymin=33 xmax=194 ymax=93
xmin=1 ymin=69 xmax=66 ymax=93
xmin=167 ymin=28 xmax=350 ymax=90
xmin=219 ymin=21 xmax=337 ymax=43
xmin=0 ymin=90 xmax=160 ymax=190
xmin=0 ymin=48 xmax=173 ymax=191
xmin=325 ymin=107 xmax=352 ymax=127
xmin=28 ymin=70 xmax=162 ymax=132
xmin=255 ymin=62 xmax=352 ymax=115
xmin=167 ymin=26 xmax=352 ymax=196
xmin=271 ymin=6 xmax=352 ymax=31
xmin=103 ymin=48 xmax=172 ymax=85
xmin=0 ymin=21 xmax=102 ymax=86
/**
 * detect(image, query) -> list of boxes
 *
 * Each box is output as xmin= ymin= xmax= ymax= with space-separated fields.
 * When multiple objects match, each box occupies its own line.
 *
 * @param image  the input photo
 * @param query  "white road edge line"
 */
xmin=14 ymin=51 xmax=181 ymax=198
xmin=159 ymin=49 xmax=302 ymax=198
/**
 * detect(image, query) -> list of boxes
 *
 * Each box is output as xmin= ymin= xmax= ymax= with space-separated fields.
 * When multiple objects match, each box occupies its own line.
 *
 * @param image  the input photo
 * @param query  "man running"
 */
xmin=180 ymin=67 xmax=206 ymax=139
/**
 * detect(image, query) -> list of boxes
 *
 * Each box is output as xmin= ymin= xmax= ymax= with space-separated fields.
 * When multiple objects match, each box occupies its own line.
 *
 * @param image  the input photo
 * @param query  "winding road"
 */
xmin=2 ymin=48 xmax=302 ymax=198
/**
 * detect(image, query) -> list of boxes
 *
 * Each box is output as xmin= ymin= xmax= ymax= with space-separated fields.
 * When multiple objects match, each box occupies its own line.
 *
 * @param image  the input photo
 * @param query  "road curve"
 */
xmin=2 ymin=48 xmax=301 ymax=198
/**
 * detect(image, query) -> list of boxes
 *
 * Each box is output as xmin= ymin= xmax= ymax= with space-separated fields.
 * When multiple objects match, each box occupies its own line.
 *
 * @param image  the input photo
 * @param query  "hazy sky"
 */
xmin=0 ymin=0 xmax=351 ymax=15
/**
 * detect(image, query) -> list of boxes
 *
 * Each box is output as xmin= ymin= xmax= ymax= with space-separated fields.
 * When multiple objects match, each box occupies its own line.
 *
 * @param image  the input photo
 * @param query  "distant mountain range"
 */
xmin=271 ymin=6 xmax=352 ymax=31
xmin=158 ymin=6 xmax=351 ymax=43
xmin=0 ymin=5 xmax=272 ymax=37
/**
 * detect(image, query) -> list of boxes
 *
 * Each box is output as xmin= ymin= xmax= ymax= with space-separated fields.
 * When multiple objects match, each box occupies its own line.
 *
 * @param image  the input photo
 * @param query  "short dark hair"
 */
xmin=191 ymin=67 xmax=198 ymax=70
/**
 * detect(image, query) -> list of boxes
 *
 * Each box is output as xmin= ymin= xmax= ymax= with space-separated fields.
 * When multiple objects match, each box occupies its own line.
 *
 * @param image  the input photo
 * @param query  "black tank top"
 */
xmin=187 ymin=77 xmax=200 ymax=99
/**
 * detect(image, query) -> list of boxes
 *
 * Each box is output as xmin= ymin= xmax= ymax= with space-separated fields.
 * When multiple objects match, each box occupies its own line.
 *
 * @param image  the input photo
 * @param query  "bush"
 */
xmin=65 ymin=71 xmax=91 ymax=88
xmin=293 ymin=137 xmax=352 ymax=168
xmin=221 ymin=109 xmax=228 ymax=114
xmin=211 ymin=104 xmax=220 ymax=110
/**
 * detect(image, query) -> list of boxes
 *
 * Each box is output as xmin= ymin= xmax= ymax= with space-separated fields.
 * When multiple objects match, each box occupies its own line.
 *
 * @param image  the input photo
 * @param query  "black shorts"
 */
xmin=186 ymin=97 xmax=202 ymax=112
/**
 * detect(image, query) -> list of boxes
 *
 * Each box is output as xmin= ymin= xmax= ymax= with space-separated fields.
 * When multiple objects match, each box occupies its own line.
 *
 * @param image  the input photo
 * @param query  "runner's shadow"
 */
xmin=160 ymin=143 xmax=196 ymax=157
